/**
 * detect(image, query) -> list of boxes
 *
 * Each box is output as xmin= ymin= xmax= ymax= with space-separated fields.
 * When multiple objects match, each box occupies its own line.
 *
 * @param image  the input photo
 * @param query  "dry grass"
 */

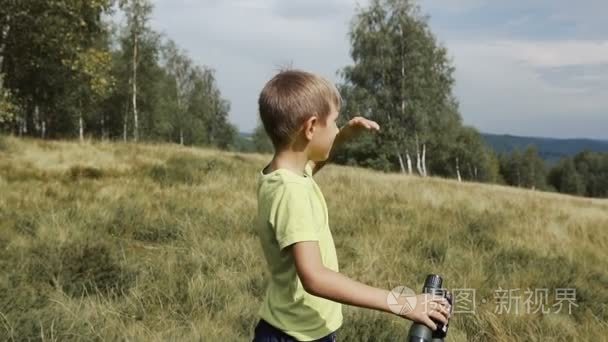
xmin=0 ymin=134 xmax=607 ymax=341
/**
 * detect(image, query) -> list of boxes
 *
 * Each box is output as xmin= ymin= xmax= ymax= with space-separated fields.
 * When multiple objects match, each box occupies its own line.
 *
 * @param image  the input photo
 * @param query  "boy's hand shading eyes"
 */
xmin=339 ymin=116 xmax=381 ymax=141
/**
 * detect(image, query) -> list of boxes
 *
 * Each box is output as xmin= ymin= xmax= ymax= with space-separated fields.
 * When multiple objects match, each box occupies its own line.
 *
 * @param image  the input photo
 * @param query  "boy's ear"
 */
xmin=303 ymin=115 xmax=317 ymax=141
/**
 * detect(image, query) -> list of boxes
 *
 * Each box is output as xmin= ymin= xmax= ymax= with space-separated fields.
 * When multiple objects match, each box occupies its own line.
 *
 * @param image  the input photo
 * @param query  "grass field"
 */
xmin=0 ymin=134 xmax=607 ymax=341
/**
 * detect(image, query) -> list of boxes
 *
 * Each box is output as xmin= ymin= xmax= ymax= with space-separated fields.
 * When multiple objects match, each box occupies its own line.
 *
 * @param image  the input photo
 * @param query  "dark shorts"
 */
xmin=252 ymin=319 xmax=337 ymax=342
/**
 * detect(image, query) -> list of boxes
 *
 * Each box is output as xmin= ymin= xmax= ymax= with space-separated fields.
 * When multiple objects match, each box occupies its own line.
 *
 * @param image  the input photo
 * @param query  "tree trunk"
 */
xmin=399 ymin=25 xmax=410 ymax=176
xmin=415 ymin=135 xmax=422 ymax=176
xmin=23 ymin=110 xmax=29 ymax=135
xmin=79 ymin=113 xmax=84 ymax=143
xmin=0 ymin=17 xmax=9 ymax=81
xmin=18 ymin=115 xmax=24 ymax=137
xmin=101 ymin=114 xmax=105 ymax=141
xmin=123 ymin=101 xmax=128 ymax=142
xmin=176 ymin=86 xmax=183 ymax=145
xmin=33 ymin=105 xmax=40 ymax=133
xmin=421 ymin=143 xmax=427 ymax=177
xmin=406 ymin=152 xmax=413 ymax=175
xmin=132 ymin=27 xmax=139 ymax=142
xmin=456 ymin=157 xmax=462 ymax=182
xmin=530 ymin=163 xmax=535 ymax=189
xmin=41 ymin=120 xmax=46 ymax=139
xmin=397 ymin=149 xmax=405 ymax=173
xmin=78 ymin=98 xmax=84 ymax=142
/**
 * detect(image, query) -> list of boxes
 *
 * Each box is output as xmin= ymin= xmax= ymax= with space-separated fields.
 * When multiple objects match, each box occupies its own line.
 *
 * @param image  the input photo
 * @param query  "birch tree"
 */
xmin=120 ymin=0 xmax=153 ymax=142
xmin=340 ymin=0 xmax=459 ymax=176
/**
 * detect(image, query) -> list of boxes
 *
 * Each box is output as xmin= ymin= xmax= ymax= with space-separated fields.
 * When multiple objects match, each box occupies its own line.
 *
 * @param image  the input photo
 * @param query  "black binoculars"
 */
xmin=407 ymin=274 xmax=452 ymax=342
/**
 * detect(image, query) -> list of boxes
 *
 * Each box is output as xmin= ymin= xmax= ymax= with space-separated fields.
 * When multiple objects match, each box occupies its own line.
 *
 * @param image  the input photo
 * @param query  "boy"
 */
xmin=253 ymin=70 xmax=450 ymax=341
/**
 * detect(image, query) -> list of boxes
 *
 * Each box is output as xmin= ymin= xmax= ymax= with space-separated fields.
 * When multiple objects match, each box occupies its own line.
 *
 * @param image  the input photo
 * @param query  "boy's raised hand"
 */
xmin=312 ymin=116 xmax=380 ymax=175
xmin=339 ymin=116 xmax=380 ymax=141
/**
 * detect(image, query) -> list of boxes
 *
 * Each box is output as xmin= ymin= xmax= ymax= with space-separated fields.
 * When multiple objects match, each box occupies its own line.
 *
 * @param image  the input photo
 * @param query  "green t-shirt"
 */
xmin=255 ymin=162 xmax=342 ymax=341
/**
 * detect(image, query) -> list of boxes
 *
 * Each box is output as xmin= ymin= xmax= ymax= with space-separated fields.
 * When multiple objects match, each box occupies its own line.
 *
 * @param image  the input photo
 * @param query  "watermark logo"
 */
xmin=387 ymin=286 xmax=417 ymax=315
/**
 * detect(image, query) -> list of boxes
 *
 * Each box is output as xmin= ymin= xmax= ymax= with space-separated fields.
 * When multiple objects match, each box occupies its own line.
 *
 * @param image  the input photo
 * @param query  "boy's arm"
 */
xmin=291 ymin=241 xmax=451 ymax=330
xmin=311 ymin=116 xmax=380 ymax=176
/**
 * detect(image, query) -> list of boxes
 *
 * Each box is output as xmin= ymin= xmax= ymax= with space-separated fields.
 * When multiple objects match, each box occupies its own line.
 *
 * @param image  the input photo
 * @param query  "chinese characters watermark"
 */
xmin=387 ymin=286 xmax=579 ymax=315
xmin=452 ymin=287 xmax=578 ymax=315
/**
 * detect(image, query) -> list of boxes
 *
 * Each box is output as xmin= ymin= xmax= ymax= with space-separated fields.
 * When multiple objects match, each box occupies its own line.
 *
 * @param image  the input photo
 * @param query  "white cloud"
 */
xmin=146 ymin=0 xmax=608 ymax=139
xmin=448 ymin=39 xmax=608 ymax=138
xmin=420 ymin=0 xmax=486 ymax=14
xmin=150 ymin=0 xmax=359 ymax=132
xmin=499 ymin=40 xmax=608 ymax=68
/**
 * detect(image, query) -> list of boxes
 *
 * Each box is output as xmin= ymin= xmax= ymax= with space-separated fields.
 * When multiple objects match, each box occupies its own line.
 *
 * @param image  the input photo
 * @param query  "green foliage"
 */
xmin=0 ymin=0 xmax=236 ymax=149
xmin=334 ymin=130 xmax=394 ymax=171
xmin=499 ymin=146 xmax=548 ymax=190
xmin=0 ymin=76 xmax=19 ymax=131
xmin=573 ymin=151 xmax=608 ymax=197
xmin=431 ymin=126 xmax=503 ymax=183
xmin=336 ymin=0 xmax=493 ymax=182
xmin=549 ymin=158 xmax=585 ymax=196
xmin=496 ymin=148 xmax=608 ymax=198
xmin=232 ymin=133 xmax=257 ymax=153
xmin=0 ymin=0 xmax=114 ymax=138
xmin=335 ymin=0 xmax=602 ymax=198
xmin=0 ymin=132 xmax=7 ymax=151
xmin=252 ymin=121 xmax=273 ymax=153
xmin=548 ymin=152 xmax=608 ymax=198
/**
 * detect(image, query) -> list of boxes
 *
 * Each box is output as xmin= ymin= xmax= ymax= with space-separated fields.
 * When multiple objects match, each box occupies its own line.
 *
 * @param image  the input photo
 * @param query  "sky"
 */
xmin=147 ymin=0 xmax=608 ymax=140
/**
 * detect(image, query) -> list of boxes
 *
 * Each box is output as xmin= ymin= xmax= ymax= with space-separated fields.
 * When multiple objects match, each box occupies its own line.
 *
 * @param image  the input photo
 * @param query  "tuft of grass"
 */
xmin=0 ymin=160 xmax=54 ymax=182
xmin=26 ymin=240 xmax=135 ymax=298
xmin=14 ymin=215 xmax=38 ymax=237
xmin=147 ymin=153 xmax=248 ymax=187
xmin=68 ymin=164 xmax=104 ymax=180
xmin=104 ymin=199 xmax=183 ymax=243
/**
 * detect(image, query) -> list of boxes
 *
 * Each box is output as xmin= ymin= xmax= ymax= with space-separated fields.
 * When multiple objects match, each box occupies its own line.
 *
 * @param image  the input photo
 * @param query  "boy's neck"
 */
xmin=269 ymin=148 xmax=310 ymax=177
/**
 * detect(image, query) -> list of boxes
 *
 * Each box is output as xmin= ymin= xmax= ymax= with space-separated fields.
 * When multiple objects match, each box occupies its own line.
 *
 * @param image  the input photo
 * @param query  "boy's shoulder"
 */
xmin=258 ymin=161 xmax=314 ymax=187
xmin=257 ymin=163 xmax=317 ymax=209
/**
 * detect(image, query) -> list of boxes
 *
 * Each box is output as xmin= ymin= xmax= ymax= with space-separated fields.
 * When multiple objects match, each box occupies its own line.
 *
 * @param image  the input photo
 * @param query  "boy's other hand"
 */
xmin=339 ymin=116 xmax=380 ymax=141
xmin=396 ymin=293 xmax=451 ymax=331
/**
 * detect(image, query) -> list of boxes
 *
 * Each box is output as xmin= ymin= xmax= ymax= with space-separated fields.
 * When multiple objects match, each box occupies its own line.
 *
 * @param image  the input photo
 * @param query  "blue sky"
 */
xmin=147 ymin=0 xmax=608 ymax=140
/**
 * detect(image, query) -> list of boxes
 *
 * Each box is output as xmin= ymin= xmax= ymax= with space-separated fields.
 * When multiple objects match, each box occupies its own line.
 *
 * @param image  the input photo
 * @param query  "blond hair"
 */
xmin=258 ymin=70 xmax=342 ymax=149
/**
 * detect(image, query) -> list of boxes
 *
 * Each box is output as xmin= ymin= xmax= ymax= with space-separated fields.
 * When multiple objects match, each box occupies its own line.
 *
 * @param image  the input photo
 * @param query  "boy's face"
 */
xmin=308 ymin=106 xmax=340 ymax=162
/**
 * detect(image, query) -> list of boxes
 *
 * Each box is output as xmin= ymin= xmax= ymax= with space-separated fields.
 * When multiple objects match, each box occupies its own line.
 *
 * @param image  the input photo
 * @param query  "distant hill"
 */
xmin=481 ymin=133 xmax=608 ymax=164
xmin=238 ymin=131 xmax=608 ymax=164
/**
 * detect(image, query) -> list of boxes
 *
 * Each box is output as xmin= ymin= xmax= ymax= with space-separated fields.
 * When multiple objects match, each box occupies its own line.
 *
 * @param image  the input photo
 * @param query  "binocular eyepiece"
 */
xmin=407 ymin=274 xmax=452 ymax=342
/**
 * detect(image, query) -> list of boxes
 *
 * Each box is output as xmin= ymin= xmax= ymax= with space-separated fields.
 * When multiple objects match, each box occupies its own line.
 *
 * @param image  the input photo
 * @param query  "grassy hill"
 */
xmin=1 ymin=135 xmax=607 ymax=341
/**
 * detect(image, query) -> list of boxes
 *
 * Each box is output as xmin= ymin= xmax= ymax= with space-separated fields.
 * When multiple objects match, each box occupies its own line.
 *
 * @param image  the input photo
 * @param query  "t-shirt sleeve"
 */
xmin=270 ymin=183 xmax=319 ymax=250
